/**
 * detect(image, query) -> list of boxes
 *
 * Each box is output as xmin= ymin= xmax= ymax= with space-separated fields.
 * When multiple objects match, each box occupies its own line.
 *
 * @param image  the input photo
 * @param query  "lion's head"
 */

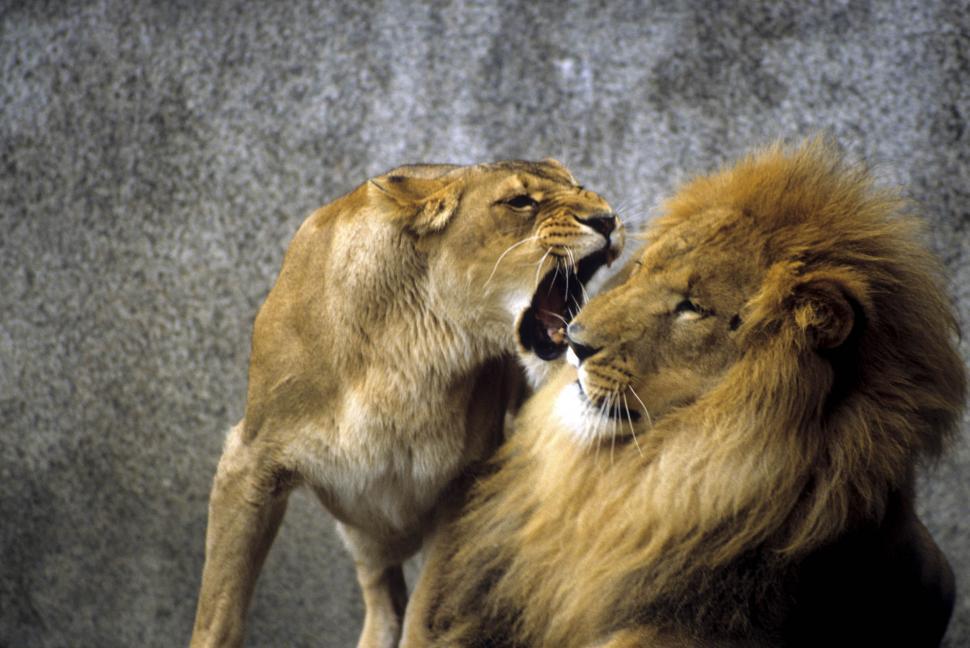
xmin=414 ymin=141 xmax=966 ymax=647
xmin=560 ymin=141 xmax=964 ymax=547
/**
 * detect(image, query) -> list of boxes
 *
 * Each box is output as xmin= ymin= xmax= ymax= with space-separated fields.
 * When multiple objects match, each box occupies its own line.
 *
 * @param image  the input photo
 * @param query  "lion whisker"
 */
xmin=589 ymin=396 xmax=599 ymax=448
xmin=627 ymin=384 xmax=653 ymax=428
xmin=593 ymin=399 xmax=604 ymax=453
xmin=609 ymin=392 xmax=620 ymax=466
xmin=583 ymin=392 xmax=597 ymax=449
xmin=622 ymin=391 xmax=644 ymax=457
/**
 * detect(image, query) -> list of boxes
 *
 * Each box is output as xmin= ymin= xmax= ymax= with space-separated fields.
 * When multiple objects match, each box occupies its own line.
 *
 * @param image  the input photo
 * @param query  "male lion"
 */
xmin=190 ymin=159 xmax=624 ymax=648
xmin=404 ymin=141 xmax=965 ymax=647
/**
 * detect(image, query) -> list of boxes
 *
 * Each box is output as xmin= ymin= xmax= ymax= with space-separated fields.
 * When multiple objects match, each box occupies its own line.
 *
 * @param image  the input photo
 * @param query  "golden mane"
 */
xmin=413 ymin=140 xmax=966 ymax=646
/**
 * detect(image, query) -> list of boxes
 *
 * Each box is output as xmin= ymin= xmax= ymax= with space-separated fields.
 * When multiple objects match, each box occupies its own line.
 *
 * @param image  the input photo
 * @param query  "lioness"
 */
xmin=404 ymin=141 xmax=964 ymax=647
xmin=190 ymin=159 xmax=624 ymax=647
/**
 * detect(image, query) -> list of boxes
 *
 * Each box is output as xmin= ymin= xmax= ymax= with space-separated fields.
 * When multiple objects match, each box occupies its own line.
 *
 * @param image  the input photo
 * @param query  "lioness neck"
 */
xmin=243 ymin=194 xmax=507 ymax=437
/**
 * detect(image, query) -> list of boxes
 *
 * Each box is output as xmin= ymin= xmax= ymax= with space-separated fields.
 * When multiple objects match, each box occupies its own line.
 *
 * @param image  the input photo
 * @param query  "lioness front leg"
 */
xmin=191 ymin=423 xmax=293 ymax=648
xmin=335 ymin=522 xmax=413 ymax=648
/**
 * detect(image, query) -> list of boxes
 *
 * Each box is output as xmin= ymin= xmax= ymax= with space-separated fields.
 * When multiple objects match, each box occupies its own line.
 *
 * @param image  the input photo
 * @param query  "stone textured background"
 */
xmin=2 ymin=1 xmax=968 ymax=646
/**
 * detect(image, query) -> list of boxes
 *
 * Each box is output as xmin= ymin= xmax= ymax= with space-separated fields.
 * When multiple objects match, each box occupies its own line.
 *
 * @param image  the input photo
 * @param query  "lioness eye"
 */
xmin=505 ymin=195 xmax=538 ymax=210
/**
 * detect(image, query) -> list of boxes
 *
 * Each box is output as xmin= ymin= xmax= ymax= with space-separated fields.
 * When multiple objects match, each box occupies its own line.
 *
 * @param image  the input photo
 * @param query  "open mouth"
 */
xmin=517 ymin=248 xmax=612 ymax=361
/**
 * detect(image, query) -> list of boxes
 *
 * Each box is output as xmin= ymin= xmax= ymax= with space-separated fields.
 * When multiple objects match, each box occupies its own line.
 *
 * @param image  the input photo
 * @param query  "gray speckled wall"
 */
xmin=2 ymin=1 xmax=967 ymax=646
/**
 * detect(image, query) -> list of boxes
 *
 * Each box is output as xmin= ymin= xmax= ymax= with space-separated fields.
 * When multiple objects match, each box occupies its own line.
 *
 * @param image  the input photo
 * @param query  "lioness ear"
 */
xmin=370 ymin=174 xmax=462 ymax=235
xmin=792 ymin=272 xmax=867 ymax=350
xmin=541 ymin=157 xmax=567 ymax=170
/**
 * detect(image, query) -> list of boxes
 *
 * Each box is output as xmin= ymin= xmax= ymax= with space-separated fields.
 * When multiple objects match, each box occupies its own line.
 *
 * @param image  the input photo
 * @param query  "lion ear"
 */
xmin=369 ymin=174 xmax=462 ymax=235
xmin=791 ymin=272 xmax=867 ymax=350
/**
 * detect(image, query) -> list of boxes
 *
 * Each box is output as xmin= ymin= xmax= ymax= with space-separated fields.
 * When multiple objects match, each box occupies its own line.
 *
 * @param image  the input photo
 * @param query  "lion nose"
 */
xmin=578 ymin=212 xmax=616 ymax=239
xmin=566 ymin=322 xmax=599 ymax=363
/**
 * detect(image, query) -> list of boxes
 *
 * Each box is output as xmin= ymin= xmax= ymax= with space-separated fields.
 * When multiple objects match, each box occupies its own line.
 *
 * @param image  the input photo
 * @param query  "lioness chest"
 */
xmin=279 ymin=365 xmax=503 ymax=536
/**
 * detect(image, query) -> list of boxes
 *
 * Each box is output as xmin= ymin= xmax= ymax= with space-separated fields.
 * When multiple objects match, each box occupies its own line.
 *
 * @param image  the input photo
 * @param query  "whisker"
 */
xmin=593 ymin=398 xmax=604 ymax=453
xmin=614 ymin=200 xmax=651 ymax=216
xmin=623 ymin=391 xmax=644 ymax=457
xmin=579 ymin=278 xmax=591 ymax=306
xmin=609 ymin=392 xmax=618 ymax=465
xmin=542 ymin=310 xmax=570 ymax=326
xmin=535 ymin=249 xmax=552 ymax=290
xmin=589 ymin=394 xmax=600 ymax=447
xmin=563 ymin=252 xmax=570 ymax=303
xmin=484 ymin=235 xmax=538 ymax=289
xmin=566 ymin=248 xmax=592 ymax=316
xmin=577 ymin=390 xmax=591 ymax=446
xmin=566 ymin=247 xmax=578 ymax=274
xmin=569 ymin=292 xmax=585 ymax=315
xmin=627 ymin=384 xmax=653 ymax=428
xmin=594 ymin=392 xmax=609 ymax=451
xmin=551 ymin=255 xmax=562 ymax=286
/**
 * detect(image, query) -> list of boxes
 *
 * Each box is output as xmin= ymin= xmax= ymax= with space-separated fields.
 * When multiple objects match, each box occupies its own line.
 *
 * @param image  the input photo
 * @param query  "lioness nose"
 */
xmin=566 ymin=323 xmax=600 ymax=363
xmin=579 ymin=212 xmax=616 ymax=239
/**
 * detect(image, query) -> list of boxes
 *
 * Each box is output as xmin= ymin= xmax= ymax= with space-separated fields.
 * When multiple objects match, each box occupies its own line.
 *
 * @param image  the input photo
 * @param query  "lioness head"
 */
xmin=370 ymin=159 xmax=624 ymax=380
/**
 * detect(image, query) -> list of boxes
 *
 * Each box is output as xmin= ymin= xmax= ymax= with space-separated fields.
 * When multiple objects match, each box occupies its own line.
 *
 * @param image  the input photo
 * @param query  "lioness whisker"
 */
xmin=613 ymin=196 xmax=652 ymax=217
xmin=569 ymin=293 xmax=585 ymax=314
xmin=561 ymin=253 xmax=570 ymax=303
xmin=566 ymin=247 xmax=578 ymax=276
xmin=542 ymin=311 xmax=570 ymax=326
xmin=483 ymin=235 xmax=539 ymax=290
xmin=579 ymin=279 xmax=591 ymax=307
xmin=535 ymin=249 xmax=552 ymax=291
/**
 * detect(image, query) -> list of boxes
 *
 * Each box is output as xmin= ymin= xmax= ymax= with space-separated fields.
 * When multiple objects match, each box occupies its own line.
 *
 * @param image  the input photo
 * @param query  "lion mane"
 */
xmin=408 ymin=141 xmax=966 ymax=647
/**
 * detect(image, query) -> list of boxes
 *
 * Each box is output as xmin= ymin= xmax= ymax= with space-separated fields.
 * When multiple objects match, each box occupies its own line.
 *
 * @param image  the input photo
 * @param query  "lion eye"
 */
xmin=674 ymin=299 xmax=705 ymax=320
xmin=674 ymin=299 xmax=699 ymax=314
xmin=505 ymin=195 xmax=538 ymax=210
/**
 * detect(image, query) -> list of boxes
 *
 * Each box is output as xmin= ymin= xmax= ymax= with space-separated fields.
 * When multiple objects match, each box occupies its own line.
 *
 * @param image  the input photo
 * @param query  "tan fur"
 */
xmin=190 ymin=159 xmax=623 ymax=647
xmin=405 ymin=141 xmax=965 ymax=647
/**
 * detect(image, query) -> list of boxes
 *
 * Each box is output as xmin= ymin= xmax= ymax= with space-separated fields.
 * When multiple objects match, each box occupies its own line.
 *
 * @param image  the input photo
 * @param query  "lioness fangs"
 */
xmin=189 ymin=159 xmax=623 ymax=647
